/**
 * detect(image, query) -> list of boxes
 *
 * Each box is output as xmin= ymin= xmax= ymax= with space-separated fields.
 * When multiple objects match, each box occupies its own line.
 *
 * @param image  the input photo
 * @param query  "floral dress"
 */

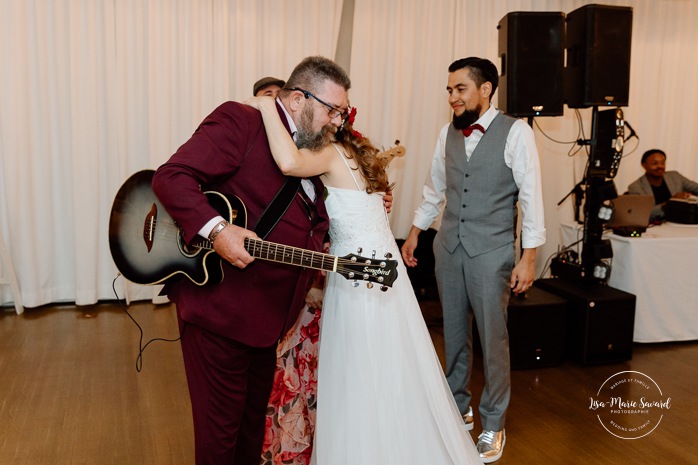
xmin=260 ymin=290 xmax=323 ymax=464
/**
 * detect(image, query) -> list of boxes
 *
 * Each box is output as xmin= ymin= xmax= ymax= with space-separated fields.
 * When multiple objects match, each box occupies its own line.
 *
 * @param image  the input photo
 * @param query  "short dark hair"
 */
xmin=641 ymin=148 xmax=666 ymax=164
xmin=448 ymin=57 xmax=499 ymax=100
xmin=281 ymin=56 xmax=351 ymax=97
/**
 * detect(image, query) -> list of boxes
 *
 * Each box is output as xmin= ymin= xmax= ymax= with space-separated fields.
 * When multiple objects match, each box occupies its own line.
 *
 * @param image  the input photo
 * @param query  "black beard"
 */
xmin=452 ymin=105 xmax=482 ymax=130
xmin=295 ymin=105 xmax=336 ymax=151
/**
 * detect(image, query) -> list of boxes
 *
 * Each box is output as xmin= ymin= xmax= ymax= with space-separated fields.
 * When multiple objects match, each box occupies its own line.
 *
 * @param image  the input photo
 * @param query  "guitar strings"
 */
xmin=152 ymin=225 xmax=392 ymax=282
xmin=156 ymin=223 xmax=390 ymax=270
xmin=245 ymin=239 xmax=390 ymax=269
xmin=153 ymin=198 xmax=395 ymax=272
xmin=245 ymin=239 xmax=395 ymax=285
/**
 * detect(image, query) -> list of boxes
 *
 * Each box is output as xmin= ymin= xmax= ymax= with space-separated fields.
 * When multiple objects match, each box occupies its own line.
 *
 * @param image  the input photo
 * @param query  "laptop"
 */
xmin=607 ymin=194 xmax=655 ymax=235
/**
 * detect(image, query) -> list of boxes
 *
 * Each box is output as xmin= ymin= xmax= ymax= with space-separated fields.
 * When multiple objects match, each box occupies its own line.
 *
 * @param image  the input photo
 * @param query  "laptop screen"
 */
xmin=607 ymin=195 xmax=655 ymax=229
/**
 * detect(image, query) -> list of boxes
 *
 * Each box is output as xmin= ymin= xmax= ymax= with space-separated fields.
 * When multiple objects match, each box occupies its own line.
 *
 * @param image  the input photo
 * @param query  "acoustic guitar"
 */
xmin=108 ymin=170 xmax=398 ymax=290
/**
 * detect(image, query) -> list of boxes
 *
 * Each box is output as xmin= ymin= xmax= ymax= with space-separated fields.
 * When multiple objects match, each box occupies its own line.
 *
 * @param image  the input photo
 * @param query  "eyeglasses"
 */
xmin=292 ymin=87 xmax=347 ymax=120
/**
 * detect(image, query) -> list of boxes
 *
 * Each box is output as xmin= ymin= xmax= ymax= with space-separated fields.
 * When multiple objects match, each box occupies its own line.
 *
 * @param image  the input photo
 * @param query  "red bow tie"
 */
xmin=462 ymin=124 xmax=485 ymax=137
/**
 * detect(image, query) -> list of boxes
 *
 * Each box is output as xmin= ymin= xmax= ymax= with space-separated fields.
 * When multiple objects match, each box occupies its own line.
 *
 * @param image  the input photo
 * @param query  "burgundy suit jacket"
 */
xmin=152 ymin=101 xmax=329 ymax=347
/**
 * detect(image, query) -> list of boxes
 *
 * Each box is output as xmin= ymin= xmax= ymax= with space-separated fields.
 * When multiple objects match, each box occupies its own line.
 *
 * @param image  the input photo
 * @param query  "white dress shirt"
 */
xmin=413 ymin=104 xmax=546 ymax=249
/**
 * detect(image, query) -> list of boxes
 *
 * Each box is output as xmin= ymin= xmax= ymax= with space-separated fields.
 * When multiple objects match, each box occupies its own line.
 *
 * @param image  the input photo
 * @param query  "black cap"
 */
xmin=253 ymin=76 xmax=286 ymax=96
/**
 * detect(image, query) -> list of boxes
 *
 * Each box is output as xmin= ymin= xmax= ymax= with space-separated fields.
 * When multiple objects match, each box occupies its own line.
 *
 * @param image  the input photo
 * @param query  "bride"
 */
xmin=247 ymin=94 xmax=482 ymax=465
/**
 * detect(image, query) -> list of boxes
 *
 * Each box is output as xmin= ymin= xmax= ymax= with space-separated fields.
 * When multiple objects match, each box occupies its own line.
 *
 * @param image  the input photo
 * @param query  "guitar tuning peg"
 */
xmin=384 ymin=252 xmax=392 ymax=259
xmin=381 ymin=286 xmax=388 ymax=292
xmin=356 ymin=247 xmax=363 ymax=254
xmin=351 ymin=280 xmax=359 ymax=288
xmin=372 ymin=250 xmax=376 ymax=259
xmin=366 ymin=282 xmax=373 ymax=289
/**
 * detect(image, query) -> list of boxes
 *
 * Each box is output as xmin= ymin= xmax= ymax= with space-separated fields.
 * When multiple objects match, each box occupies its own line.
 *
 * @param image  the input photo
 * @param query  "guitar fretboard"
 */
xmin=244 ymin=238 xmax=337 ymax=272
xmin=192 ymin=230 xmax=396 ymax=287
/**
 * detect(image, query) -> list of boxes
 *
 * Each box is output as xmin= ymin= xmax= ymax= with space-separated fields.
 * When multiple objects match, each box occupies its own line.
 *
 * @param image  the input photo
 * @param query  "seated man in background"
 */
xmin=627 ymin=148 xmax=698 ymax=221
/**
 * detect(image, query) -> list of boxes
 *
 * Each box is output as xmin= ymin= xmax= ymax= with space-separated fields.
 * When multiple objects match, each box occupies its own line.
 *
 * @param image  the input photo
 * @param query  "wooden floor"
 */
xmin=1 ymin=300 xmax=697 ymax=465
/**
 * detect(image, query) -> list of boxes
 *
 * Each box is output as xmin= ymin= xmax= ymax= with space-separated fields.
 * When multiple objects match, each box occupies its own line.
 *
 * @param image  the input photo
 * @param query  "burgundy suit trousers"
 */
xmin=180 ymin=320 xmax=277 ymax=465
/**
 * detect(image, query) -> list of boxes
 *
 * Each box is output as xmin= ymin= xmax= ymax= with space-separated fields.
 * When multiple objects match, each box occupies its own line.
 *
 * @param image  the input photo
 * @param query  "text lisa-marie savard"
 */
xmin=589 ymin=397 xmax=671 ymax=412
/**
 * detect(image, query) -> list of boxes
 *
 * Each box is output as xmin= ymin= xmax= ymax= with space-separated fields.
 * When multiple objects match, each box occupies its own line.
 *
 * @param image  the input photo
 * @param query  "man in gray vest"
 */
xmin=401 ymin=57 xmax=545 ymax=463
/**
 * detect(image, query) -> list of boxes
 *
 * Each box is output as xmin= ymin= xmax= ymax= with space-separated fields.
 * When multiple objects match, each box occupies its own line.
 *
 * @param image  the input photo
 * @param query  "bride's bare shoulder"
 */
xmin=320 ymin=143 xmax=366 ymax=190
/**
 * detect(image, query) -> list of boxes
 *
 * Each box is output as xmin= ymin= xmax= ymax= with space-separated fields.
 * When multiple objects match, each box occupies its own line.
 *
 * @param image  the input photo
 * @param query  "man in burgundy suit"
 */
xmin=152 ymin=56 xmax=350 ymax=465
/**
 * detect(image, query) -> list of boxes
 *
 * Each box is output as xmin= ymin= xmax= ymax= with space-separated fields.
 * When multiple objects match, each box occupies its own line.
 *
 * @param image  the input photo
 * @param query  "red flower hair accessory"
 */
xmin=343 ymin=106 xmax=363 ymax=138
xmin=347 ymin=106 xmax=357 ymax=125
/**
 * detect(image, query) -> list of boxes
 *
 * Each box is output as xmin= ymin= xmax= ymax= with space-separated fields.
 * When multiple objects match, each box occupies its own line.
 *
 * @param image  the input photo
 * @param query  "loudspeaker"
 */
xmin=498 ymin=12 xmax=565 ymax=117
xmin=564 ymin=4 xmax=633 ymax=108
xmin=664 ymin=199 xmax=698 ymax=224
xmin=534 ymin=278 xmax=636 ymax=365
xmin=507 ymin=287 xmax=567 ymax=369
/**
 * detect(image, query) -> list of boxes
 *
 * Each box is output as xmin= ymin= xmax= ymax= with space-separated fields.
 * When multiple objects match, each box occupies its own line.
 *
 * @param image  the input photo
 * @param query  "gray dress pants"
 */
xmin=433 ymin=239 xmax=513 ymax=431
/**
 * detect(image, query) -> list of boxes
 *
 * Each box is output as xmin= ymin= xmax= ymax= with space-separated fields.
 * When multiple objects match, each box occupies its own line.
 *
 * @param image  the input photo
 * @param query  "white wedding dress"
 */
xmin=310 ymin=146 xmax=482 ymax=464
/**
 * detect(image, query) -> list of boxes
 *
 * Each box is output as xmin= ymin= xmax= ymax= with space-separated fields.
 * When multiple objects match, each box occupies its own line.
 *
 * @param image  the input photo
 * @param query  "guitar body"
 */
xmin=108 ymin=170 xmax=245 ymax=286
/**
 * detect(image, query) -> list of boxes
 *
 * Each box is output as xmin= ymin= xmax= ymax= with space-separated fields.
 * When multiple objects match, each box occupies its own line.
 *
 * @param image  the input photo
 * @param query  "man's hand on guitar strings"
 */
xmin=212 ymin=223 xmax=257 ymax=269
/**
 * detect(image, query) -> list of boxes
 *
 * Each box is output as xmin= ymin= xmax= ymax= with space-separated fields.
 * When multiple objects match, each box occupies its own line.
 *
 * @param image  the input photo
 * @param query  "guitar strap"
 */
xmin=252 ymin=177 xmax=302 ymax=240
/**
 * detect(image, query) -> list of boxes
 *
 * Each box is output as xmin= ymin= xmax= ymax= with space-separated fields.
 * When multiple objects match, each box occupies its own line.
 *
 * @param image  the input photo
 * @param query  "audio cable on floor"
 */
xmin=112 ymin=274 xmax=181 ymax=372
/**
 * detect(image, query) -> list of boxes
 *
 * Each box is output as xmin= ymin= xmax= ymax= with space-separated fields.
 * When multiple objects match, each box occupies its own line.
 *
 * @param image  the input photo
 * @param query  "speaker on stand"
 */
xmin=559 ymin=5 xmax=633 ymax=283
xmin=498 ymin=11 xmax=565 ymax=118
xmin=564 ymin=4 xmax=633 ymax=109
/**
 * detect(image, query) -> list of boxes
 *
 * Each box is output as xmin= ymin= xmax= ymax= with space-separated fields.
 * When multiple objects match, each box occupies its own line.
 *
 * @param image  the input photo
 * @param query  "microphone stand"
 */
xmin=558 ymin=178 xmax=586 ymax=224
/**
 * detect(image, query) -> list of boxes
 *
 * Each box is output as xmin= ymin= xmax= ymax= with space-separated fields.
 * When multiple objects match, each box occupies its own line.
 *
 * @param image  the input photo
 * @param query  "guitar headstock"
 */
xmin=377 ymin=140 xmax=406 ymax=165
xmin=336 ymin=253 xmax=399 ymax=289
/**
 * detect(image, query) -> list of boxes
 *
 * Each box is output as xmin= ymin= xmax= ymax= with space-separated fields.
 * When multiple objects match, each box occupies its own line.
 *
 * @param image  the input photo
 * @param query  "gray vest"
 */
xmin=438 ymin=111 xmax=518 ymax=257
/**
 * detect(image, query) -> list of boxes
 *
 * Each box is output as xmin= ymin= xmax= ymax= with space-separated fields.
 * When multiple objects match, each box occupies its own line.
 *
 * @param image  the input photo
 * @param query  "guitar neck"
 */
xmin=244 ymin=238 xmax=337 ymax=272
xmin=195 ymin=236 xmax=336 ymax=272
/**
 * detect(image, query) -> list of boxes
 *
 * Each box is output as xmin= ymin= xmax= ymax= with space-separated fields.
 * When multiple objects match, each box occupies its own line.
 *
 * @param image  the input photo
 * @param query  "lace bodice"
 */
xmin=323 ymin=143 xmax=397 ymax=258
xmin=325 ymin=187 xmax=397 ymax=258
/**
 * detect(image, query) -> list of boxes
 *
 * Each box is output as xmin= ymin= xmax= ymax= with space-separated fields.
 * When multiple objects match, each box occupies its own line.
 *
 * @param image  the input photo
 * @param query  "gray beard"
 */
xmin=295 ymin=106 xmax=336 ymax=151
xmin=296 ymin=125 xmax=335 ymax=151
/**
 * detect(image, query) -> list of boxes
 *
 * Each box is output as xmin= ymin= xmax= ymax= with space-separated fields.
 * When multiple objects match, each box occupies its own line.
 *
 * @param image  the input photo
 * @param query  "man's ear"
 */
xmin=289 ymin=89 xmax=305 ymax=112
xmin=480 ymin=82 xmax=492 ymax=100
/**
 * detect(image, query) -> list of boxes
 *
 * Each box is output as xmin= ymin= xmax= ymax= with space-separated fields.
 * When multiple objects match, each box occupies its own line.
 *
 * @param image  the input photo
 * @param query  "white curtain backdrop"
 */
xmin=1 ymin=0 xmax=697 ymax=308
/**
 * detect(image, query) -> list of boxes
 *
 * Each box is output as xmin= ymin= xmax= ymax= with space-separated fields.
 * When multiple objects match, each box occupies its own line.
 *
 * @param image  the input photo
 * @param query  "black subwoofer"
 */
xmin=534 ymin=278 xmax=636 ymax=365
xmin=507 ymin=287 xmax=567 ymax=369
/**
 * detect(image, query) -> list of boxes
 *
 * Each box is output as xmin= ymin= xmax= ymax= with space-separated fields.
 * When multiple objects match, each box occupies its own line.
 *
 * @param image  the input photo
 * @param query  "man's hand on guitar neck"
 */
xmin=212 ymin=223 xmax=258 ymax=269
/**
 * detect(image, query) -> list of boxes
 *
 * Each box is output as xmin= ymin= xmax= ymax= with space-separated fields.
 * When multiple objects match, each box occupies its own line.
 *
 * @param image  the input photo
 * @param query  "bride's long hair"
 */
xmin=334 ymin=111 xmax=395 ymax=194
